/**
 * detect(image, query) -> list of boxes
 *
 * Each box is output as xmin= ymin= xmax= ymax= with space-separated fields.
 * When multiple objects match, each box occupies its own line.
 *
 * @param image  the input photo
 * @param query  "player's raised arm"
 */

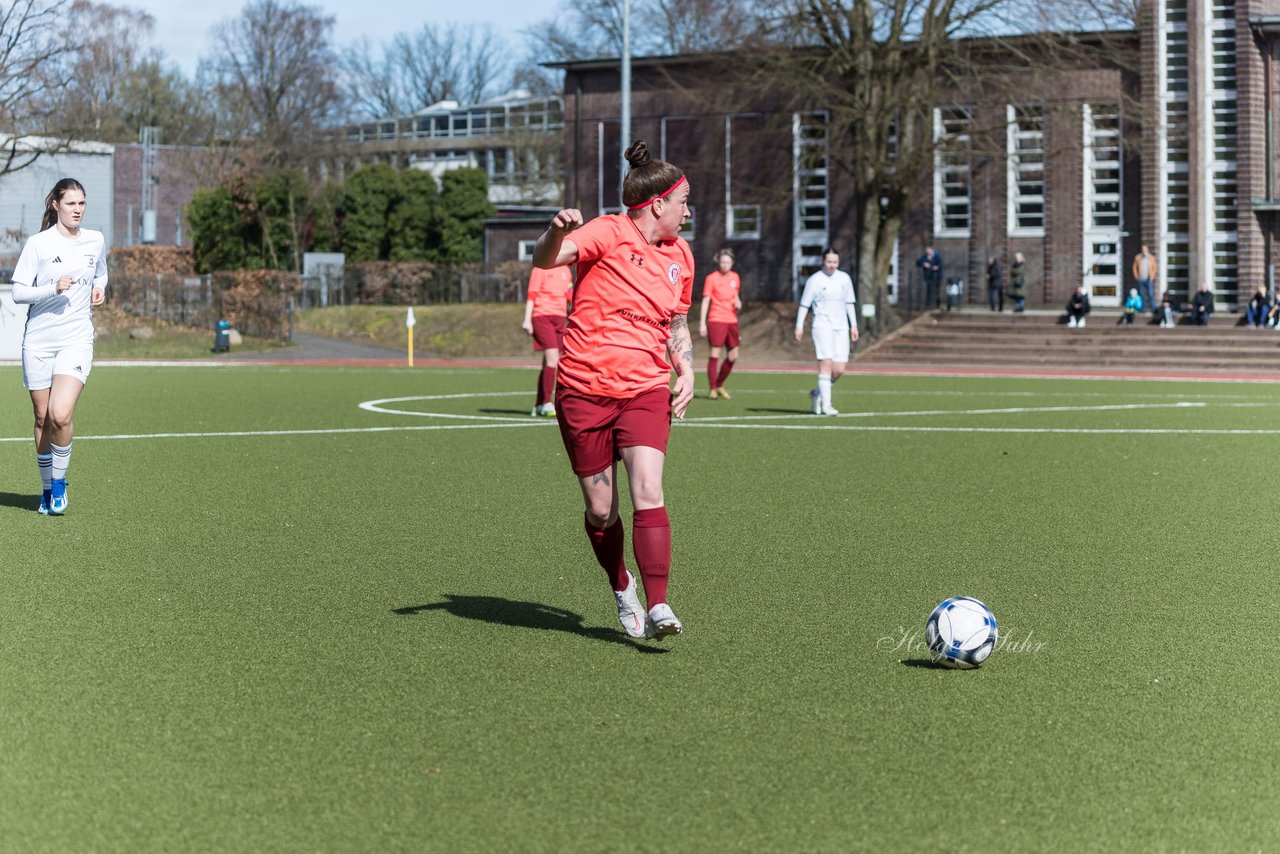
xmin=533 ymin=208 xmax=584 ymax=268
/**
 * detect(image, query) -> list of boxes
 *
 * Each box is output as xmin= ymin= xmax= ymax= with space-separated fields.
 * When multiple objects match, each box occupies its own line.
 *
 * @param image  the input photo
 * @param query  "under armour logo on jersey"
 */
xmin=628 ymin=252 xmax=644 ymax=268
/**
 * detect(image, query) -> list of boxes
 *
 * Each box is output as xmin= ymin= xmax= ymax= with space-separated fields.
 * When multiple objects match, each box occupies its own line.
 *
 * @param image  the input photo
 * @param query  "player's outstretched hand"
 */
xmin=671 ymin=372 xmax=695 ymax=420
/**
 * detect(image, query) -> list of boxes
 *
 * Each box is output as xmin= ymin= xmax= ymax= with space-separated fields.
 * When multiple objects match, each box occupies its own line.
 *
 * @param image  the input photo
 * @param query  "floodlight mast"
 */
xmin=620 ymin=0 xmax=631 ymax=205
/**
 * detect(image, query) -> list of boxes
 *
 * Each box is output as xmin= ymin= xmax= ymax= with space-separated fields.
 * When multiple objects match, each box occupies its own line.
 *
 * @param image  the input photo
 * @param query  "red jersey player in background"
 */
xmin=521 ymin=265 xmax=573 ymax=416
xmin=533 ymin=140 xmax=695 ymax=640
xmin=698 ymin=247 xmax=742 ymax=399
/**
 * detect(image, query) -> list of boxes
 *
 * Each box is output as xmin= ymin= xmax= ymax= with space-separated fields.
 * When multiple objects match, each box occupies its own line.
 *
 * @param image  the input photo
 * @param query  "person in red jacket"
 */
xmin=532 ymin=140 xmax=694 ymax=641
xmin=699 ymin=248 xmax=743 ymax=399
xmin=521 ymin=265 xmax=573 ymax=416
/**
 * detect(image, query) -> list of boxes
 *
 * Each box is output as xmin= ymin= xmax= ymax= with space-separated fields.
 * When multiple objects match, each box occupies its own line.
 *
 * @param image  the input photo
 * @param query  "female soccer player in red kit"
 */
xmin=699 ymin=247 xmax=742 ymax=399
xmin=521 ymin=264 xmax=573 ymax=416
xmin=533 ymin=140 xmax=695 ymax=640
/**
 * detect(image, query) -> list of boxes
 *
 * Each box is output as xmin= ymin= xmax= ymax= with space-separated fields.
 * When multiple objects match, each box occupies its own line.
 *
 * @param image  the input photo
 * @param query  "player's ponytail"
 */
xmin=42 ymin=178 xmax=86 ymax=231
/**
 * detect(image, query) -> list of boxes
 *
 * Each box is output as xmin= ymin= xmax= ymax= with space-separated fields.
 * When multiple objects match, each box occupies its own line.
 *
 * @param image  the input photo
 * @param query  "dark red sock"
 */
xmin=707 ymin=357 xmax=719 ymax=389
xmin=632 ymin=507 xmax=671 ymax=606
xmin=539 ymin=366 xmax=556 ymax=407
xmin=584 ymin=516 xmax=628 ymax=591
xmin=717 ymin=359 xmax=735 ymax=387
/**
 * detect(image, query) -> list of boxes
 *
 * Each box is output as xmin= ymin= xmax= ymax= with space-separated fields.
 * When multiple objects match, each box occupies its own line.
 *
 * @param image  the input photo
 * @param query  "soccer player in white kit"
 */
xmin=794 ymin=248 xmax=858 ymax=415
xmin=10 ymin=178 xmax=108 ymax=515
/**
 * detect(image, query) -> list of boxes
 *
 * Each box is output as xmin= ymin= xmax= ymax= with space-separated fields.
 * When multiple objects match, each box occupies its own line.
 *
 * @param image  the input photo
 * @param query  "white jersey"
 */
xmin=10 ymin=226 xmax=108 ymax=351
xmin=796 ymin=268 xmax=857 ymax=331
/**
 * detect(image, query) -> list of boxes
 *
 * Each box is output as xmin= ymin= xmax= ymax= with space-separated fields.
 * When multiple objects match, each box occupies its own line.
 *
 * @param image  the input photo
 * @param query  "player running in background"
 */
xmin=10 ymin=178 xmax=108 ymax=515
xmin=795 ymin=248 xmax=858 ymax=416
xmin=699 ymin=247 xmax=743 ymax=399
xmin=521 ymin=264 xmax=574 ymax=416
xmin=533 ymin=140 xmax=695 ymax=640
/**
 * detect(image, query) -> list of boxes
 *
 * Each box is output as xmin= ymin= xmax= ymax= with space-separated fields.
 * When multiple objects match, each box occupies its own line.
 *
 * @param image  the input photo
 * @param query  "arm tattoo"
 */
xmin=668 ymin=315 xmax=694 ymax=372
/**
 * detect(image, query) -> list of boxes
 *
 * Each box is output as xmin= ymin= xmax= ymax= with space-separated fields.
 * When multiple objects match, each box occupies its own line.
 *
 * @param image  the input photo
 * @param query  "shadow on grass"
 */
xmin=900 ymin=658 xmax=952 ymax=670
xmin=393 ymin=595 xmax=667 ymax=653
xmin=0 ymin=491 xmax=40 ymax=512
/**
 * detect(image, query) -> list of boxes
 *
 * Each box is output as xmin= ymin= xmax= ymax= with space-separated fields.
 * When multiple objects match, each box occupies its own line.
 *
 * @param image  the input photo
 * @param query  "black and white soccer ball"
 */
xmin=925 ymin=596 xmax=998 ymax=669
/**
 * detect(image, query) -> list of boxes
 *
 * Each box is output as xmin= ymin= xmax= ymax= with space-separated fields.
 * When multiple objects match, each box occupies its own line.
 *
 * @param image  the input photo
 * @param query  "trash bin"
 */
xmin=945 ymin=277 xmax=964 ymax=311
xmin=214 ymin=319 xmax=232 ymax=353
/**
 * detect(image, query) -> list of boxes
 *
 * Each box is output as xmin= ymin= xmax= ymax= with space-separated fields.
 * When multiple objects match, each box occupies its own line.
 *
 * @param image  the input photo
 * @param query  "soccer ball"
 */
xmin=925 ymin=597 xmax=998 ymax=669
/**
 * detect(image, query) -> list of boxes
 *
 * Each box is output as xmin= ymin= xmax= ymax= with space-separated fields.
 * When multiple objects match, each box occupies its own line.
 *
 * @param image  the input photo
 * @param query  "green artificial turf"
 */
xmin=1 ymin=366 xmax=1278 ymax=851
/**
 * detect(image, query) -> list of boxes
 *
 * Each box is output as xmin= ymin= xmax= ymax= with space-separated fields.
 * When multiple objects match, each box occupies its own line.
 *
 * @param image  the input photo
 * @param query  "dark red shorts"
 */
xmin=555 ymin=385 xmax=672 ymax=477
xmin=531 ymin=315 xmax=566 ymax=351
xmin=706 ymin=321 xmax=740 ymax=349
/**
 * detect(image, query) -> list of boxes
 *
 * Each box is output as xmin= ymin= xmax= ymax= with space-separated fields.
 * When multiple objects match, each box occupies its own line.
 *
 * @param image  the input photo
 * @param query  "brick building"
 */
xmin=554 ymin=0 xmax=1280 ymax=311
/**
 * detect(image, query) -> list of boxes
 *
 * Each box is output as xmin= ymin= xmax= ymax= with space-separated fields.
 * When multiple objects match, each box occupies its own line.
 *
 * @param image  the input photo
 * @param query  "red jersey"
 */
xmin=703 ymin=270 xmax=741 ymax=324
xmin=526 ymin=265 xmax=573 ymax=317
xmin=556 ymin=214 xmax=694 ymax=398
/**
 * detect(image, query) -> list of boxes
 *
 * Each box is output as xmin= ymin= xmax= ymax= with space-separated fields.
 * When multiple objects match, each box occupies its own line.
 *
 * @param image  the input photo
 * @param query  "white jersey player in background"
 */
xmin=10 ymin=178 xmax=108 ymax=515
xmin=795 ymin=248 xmax=858 ymax=416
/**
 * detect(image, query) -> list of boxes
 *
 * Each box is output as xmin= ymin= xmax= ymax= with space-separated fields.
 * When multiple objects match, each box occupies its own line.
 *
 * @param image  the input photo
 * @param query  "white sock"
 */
xmin=37 ymin=451 xmax=52 ymax=490
xmin=51 ymin=442 xmax=71 ymax=481
xmin=818 ymin=373 xmax=832 ymax=411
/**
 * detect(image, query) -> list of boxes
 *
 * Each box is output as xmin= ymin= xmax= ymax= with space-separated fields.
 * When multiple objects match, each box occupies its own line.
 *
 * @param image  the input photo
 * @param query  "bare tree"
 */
xmin=340 ymin=22 xmax=513 ymax=119
xmin=201 ymin=0 xmax=342 ymax=164
xmin=59 ymin=1 xmax=154 ymax=138
xmin=0 ymin=0 xmax=82 ymax=176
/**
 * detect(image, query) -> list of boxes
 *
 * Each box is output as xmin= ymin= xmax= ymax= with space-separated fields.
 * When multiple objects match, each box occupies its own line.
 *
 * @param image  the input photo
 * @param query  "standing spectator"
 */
xmin=916 ymin=246 xmax=943 ymax=309
xmin=699 ymin=248 xmax=743 ymax=399
xmin=521 ymin=265 xmax=574 ymax=416
xmin=1009 ymin=252 xmax=1027 ymax=313
xmin=795 ymin=248 xmax=858 ymax=416
xmin=1245 ymin=284 xmax=1270 ymax=329
xmin=1119 ymin=288 xmax=1142 ymax=325
xmin=1192 ymin=282 xmax=1214 ymax=326
xmin=532 ymin=139 xmax=694 ymax=641
xmin=10 ymin=177 xmax=108 ymax=516
xmin=1132 ymin=245 xmax=1158 ymax=321
xmin=986 ymin=256 xmax=1004 ymax=312
xmin=1066 ymin=285 xmax=1091 ymax=328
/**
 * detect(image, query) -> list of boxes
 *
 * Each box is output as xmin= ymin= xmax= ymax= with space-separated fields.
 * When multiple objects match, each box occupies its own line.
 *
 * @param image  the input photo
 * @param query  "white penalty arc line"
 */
xmin=686 ymin=401 xmax=1208 ymax=422
xmin=0 ymin=422 xmax=549 ymax=443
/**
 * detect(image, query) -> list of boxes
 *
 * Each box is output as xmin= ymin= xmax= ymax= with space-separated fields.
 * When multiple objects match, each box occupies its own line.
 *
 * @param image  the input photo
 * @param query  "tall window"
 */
xmin=1162 ymin=0 xmax=1191 ymax=300
xmin=934 ymin=107 xmax=971 ymax=235
xmin=726 ymin=113 xmax=766 ymax=240
xmin=1008 ymin=105 xmax=1045 ymax=234
xmin=1208 ymin=0 xmax=1238 ymax=300
xmin=1086 ymin=105 xmax=1121 ymax=229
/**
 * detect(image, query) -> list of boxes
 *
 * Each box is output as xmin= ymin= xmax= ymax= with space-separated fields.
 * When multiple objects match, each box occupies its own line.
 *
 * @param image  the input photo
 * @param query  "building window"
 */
xmin=728 ymin=205 xmax=761 ymax=239
xmin=518 ymin=240 xmax=536 ymax=262
xmin=934 ymin=106 xmax=971 ymax=236
xmin=680 ymin=207 xmax=696 ymax=241
xmin=1008 ymin=104 xmax=1045 ymax=235
xmin=1086 ymin=104 xmax=1121 ymax=229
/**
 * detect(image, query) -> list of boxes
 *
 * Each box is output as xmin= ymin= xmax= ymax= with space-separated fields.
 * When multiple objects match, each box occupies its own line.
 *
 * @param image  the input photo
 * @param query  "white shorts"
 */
xmin=812 ymin=326 xmax=851 ymax=363
xmin=23 ymin=344 xmax=94 ymax=390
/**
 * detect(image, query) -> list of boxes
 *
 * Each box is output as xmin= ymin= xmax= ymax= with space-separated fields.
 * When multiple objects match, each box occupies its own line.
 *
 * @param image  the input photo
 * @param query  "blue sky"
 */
xmin=126 ymin=0 xmax=556 ymax=77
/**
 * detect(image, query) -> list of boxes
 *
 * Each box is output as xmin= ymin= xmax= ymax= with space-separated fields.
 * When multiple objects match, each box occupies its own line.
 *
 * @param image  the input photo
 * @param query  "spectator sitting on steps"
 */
xmin=1191 ymin=282 xmax=1214 ymax=327
xmin=1119 ymin=288 xmax=1142 ymax=325
xmin=1066 ymin=286 xmax=1091 ymax=328
xmin=1245 ymin=284 xmax=1270 ymax=329
xmin=1159 ymin=289 xmax=1179 ymax=327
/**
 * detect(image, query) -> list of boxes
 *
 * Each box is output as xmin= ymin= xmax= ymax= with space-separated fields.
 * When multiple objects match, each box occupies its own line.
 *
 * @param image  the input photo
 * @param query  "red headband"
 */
xmin=627 ymin=175 xmax=687 ymax=211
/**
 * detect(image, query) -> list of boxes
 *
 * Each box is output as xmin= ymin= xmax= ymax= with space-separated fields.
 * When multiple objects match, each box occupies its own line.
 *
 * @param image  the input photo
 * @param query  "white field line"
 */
xmin=686 ymin=401 xmax=1207 ymax=423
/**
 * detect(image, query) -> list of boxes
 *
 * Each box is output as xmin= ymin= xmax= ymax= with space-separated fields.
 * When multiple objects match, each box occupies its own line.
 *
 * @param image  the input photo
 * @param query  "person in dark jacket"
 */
xmin=1245 ymin=284 xmax=1270 ymax=328
xmin=1159 ymin=289 xmax=1179 ymax=327
xmin=1009 ymin=252 xmax=1027 ymax=313
xmin=1066 ymin=286 xmax=1091 ymax=328
xmin=986 ymin=257 xmax=1004 ymax=313
xmin=1191 ymin=283 xmax=1214 ymax=326
xmin=916 ymin=246 xmax=943 ymax=308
